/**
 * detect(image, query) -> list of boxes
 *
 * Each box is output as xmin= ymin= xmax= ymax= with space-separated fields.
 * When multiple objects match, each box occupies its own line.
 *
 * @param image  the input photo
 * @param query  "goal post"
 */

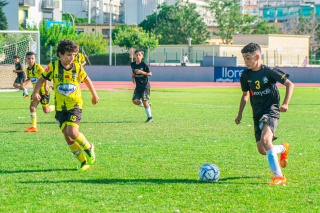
xmin=0 ymin=30 xmax=40 ymax=89
xmin=0 ymin=30 xmax=40 ymax=64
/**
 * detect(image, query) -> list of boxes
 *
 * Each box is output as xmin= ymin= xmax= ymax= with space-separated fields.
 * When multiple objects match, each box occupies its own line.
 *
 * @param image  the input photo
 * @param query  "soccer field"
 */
xmin=0 ymin=87 xmax=319 ymax=212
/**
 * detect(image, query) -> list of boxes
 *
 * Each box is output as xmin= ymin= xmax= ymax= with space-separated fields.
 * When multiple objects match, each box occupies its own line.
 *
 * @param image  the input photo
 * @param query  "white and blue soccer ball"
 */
xmin=199 ymin=163 xmax=220 ymax=183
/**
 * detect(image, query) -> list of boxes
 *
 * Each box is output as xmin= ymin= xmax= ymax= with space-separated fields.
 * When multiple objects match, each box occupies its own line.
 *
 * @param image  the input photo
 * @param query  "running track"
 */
xmin=80 ymin=81 xmax=320 ymax=91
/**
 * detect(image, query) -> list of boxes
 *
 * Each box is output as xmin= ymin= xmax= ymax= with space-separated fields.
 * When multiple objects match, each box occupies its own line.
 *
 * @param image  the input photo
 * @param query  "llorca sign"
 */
xmin=214 ymin=67 xmax=247 ymax=82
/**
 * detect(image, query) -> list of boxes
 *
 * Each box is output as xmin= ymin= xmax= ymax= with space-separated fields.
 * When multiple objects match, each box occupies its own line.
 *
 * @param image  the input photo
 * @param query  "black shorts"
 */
xmin=253 ymin=114 xmax=279 ymax=142
xmin=31 ymin=93 xmax=50 ymax=106
xmin=132 ymin=88 xmax=150 ymax=101
xmin=55 ymin=108 xmax=82 ymax=131
xmin=14 ymin=77 xmax=25 ymax=84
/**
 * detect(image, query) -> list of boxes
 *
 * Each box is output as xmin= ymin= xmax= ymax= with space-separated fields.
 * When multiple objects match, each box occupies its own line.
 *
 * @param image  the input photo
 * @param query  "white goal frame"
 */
xmin=0 ymin=30 xmax=41 ymax=64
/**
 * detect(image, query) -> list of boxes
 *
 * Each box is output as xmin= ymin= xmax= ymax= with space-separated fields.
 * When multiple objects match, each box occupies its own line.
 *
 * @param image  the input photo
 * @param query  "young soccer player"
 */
xmin=235 ymin=43 xmax=294 ymax=185
xmin=73 ymin=46 xmax=86 ymax=66
xmin=23 ymin=52 xmax=55 ymax=132
xmin=32 ymin=39 xmax=99 ymax=171
xmin=12 ymin=55 xmax=28 ymax=97
xmin=131 ymin=50 xmax=153 ymax=122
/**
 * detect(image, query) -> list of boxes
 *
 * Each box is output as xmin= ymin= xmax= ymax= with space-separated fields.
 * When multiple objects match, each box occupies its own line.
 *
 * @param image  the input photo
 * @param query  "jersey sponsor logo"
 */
xmin=253 ymin=88 xmax=271 ymax=96
xmin=247 ymin=80 xmax=252 ymax=82
xmin=45 ymin=66 xmax=50 ymax=72
xmin=56 ymin=84 xmax=77 ymax=96
xmin=54 ymin=74 xmax=58 ymax=79
xmin=65 ymin=75 xmax=70 ymax=78
xmin=135 ymin=74 xmax=144 ymax=77
xmin=263 ymin=77 xmax=268 ymax=84
xmin=30 ymin=77 xmax=39 ymax=84
xmin=281 ymin=74 xmax=286 ymax=79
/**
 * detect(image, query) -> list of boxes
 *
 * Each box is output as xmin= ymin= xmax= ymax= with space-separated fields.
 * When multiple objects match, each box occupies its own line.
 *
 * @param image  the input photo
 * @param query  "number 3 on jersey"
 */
xmin=255 ymin=80 xmax=260 ymax=89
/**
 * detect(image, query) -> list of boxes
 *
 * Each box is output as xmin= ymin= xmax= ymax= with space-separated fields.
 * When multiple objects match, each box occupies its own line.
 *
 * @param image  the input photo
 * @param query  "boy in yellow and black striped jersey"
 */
xmin=32 ymin=39 xmax=100 ymax=171
xmin=73 ymin=46 xmax=86 ymax=66
xmin=23 ymin=52 xmax=55 ymax=132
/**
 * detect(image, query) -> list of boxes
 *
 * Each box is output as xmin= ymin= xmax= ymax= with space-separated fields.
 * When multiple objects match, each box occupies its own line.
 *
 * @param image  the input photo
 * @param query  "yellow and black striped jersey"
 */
xmin=43 ymin=60 xmax=88 ymax=111
xmin=26 ymin=63 xmax=47 ymax=95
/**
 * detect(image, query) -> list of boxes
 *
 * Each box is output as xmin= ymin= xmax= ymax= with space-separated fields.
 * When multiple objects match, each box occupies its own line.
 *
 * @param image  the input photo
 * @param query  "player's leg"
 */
xmin=66 ymin=108 xmax=95 ymax=165
xmin=25 ymin=100 xmax=39 ymax=132
xmin=62 ymin=125 xmax=89 ymax=171
xmin=260 ymin=123 xmax=286 ymax=184
xmin=142 ymin=89 xmax=153 ymax=122
xmin=132 ymin=89 xmax=143 ymax=107
xmin=40 ymin=94 xmax=55 ymax=113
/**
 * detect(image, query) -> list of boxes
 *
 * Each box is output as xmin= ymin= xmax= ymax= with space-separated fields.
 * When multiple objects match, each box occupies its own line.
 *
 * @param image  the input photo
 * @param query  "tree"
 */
xmin=286 ymin=14 xmax=320 ymax=56
xmin=113 ymin=24 xmax=159 ymax=51
xmin=242 ymin=19 xmax=279 ymax=35
xmin=139 ymin=1 xmax=209 ymax=45
xmin=0 ymin=0 xmax=8 ymax=30
xmin=206 ymin=0 xmax=254 ymax=44
xmin=62 ymin=13 xmax=96 ymax=24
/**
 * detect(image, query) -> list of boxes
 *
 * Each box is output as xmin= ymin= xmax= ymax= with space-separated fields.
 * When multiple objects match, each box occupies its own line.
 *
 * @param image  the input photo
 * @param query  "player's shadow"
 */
xmin=0 ymin=168 xmax=75 ymax=174
xmin=13 ymin=122 xmax=58 ymax=125
xmin=20 ymin=176 xmax=261 ymax=185
xmin=0 ymin=131 xmax=18 ymax=133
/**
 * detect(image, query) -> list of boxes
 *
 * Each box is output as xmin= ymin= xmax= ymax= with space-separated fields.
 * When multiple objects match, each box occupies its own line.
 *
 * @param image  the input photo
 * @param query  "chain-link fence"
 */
xmin=39 ymin=45 xmax=318 ymax=67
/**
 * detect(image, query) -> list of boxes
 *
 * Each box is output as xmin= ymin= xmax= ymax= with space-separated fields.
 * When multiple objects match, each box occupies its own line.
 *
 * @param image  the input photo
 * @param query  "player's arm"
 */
xmin=44 ymin=80 xmax=50 ymax=95
xmin=280 ymin=79 xmax=294 ymax=112
xmin=134 ymin=69 xmax=152 ymax=76
xmin=32 ymin=76 xmax=46 ymax=101
xmin=235 ymin=91 xmax=249 ymax=124
xmin=13 ymin=70 xmax=24 ymax=73
xmin=83 ymin=76 xmax=100 ymax=105
xmin=81 ymin=61 xmax=87 ymax=66
xmin=132 ymin=73 xmax=135 ymax=84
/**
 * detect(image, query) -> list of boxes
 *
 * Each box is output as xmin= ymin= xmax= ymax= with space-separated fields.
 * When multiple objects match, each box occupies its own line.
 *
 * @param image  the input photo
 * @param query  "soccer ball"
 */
xmin=199 ymin=163 xmax=220 ymax=183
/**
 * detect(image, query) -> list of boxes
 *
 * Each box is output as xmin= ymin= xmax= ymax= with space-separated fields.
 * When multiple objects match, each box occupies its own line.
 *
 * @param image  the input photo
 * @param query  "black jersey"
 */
xmin=131 ymin=61 xmax=150 ymax=90
xmin=240 ymin=65 xmax=289 ymax=119
xmin=15 ymin=62 xmax=25 ymax=78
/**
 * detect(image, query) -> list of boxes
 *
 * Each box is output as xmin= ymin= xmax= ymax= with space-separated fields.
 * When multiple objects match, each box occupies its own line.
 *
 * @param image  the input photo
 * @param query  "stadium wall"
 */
xmin=84 ymin=66 xmax=320 ymax=83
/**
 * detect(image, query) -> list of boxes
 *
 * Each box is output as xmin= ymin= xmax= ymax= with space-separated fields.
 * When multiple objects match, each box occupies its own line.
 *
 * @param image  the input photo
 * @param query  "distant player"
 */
xmin=32 ymin=39 xmax=99 ymax=171
xmin=12 ymin=55 xmax=28 ymax=97
xmin=73 ymin=46 xmax=86 ymax=66
xmin=131 ymin=50 xmax=153 ymax=122
xmin=23 ymin=52 xmax=55 ymax=132
xmin=235 ymin=43 xmax=294 ymax=185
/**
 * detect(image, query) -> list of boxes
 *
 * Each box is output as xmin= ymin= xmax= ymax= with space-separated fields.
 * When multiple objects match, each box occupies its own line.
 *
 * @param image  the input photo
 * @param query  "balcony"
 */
xmin=19 ymin=0 xmax=35 ymax=6
xmin=42 ymin=0 xmax=60 ymax=9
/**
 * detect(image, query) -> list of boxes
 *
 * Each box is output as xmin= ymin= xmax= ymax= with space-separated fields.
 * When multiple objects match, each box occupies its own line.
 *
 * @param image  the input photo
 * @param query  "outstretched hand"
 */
xmin=235 ymin=116 xmax=242 ymax=124
xmin=92 ymin=95 xmax=100 ymax=105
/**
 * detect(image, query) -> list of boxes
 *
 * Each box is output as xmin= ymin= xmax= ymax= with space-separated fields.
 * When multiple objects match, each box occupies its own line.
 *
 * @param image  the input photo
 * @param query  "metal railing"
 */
xmin=19 ymin=0 xmax=35 ymax=6
xmin=42 ymin=0 xmax=60 ymax=9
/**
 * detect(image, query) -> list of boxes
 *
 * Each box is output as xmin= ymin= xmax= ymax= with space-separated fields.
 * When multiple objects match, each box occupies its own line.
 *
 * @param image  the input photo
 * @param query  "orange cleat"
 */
xmin=24 ymin=95 xmax=29 ymax=98
xmin=267 ymin=173 xmax=287 ymax=185
xmin=25 ymin=126 xmax=38 ymax=132
xmin=280 ymin=142 xmax=290 ymax=168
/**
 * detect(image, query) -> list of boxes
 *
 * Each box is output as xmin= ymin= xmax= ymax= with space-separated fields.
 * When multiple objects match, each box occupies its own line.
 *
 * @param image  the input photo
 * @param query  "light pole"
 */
xmin=109 ymin=0 xmax=112 ymax=66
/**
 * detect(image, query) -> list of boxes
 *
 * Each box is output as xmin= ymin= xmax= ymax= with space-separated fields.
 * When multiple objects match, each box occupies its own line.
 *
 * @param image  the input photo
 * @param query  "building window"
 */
xmin=43 ymin=11 xmax=53 ymax=20
xmin=75 ymin=28 xmax=84 ymax=34
xmin=102 ymin=29 xmax=109 ymax=36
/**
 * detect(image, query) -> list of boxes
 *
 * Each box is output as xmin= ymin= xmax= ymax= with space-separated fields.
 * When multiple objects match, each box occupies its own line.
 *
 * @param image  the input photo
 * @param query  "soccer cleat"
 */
xmin=267 ymin=173 xmax=287 ymax=185
xmin=84 ymin=143 xmax=95 ymax=165
xmin=78 ymin=161 xmax=90 ymax=171
xmin=280 ymin=142 xmax=290 ymax=168
xmin=24 ymin=95 xmax=29 ymax=98
xmin=25 ymin=126 xmax=38 ymax=132
xmin=145 ymin=117 xmax=153 ymax=123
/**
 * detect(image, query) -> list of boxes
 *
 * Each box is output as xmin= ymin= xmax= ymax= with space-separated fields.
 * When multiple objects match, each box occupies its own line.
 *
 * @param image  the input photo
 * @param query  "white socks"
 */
xmin=273 ymin=144 xmax=286 ymax=154
xmin=138 ymin=100 xmax=144 ymax=107
xmin=145 ymin=107 xmax=152 ymax=118
xmin=23 ymin=89 xmax=28 ymax=95
xmin=266 ymin=149 xmax=282 ymax=177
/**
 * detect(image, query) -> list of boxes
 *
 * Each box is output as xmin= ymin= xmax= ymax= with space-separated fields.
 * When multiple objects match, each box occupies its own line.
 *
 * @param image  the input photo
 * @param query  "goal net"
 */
xmin=0 ymin=30 xmax=40 ymax=89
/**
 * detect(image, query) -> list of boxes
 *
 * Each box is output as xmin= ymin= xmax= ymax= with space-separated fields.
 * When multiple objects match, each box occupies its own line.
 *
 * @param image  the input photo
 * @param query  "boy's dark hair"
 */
xmin=13 ymin=55 xmax=20 ymax=59
xmin=241 ymin=43 xmax=261 ymax=55
xmin=26 ymin=52 xmax=36 ymax=57
xmin=185 ymin=53 xmax=188 ymax=56
xmin=135 ymin=49 xmax=144 ymax=55
xmin=56 ymin=39 xmax=79 ymax=57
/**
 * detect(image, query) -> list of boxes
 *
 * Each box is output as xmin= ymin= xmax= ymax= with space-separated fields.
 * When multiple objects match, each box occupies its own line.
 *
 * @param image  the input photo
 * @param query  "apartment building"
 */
xmin=240 ymin=0 xmax=259 ymax=16
xmin=3 ymin=0 xmax=62 ymax=30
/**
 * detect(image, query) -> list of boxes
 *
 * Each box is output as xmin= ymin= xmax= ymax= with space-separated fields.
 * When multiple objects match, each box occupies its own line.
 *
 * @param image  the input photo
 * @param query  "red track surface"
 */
xmin=80 ymin=81 xmax=320 ymax=91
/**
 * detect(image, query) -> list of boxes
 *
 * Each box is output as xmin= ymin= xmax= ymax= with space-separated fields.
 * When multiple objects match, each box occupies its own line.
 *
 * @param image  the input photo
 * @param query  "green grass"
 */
xmin=0 ymin=87 xmax=320 ymax=212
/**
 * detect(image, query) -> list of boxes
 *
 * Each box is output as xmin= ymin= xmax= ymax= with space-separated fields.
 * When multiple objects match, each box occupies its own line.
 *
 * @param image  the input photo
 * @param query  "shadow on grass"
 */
xmin=1 ymin=168 xmax=75 ymax=174
xmin=20 ymin=176 xmax=262 ymax=185
xmin=0 ymin=131 xmax=18 ymax=133
xmin=13 ymin=121 xmax=135 ymax=125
